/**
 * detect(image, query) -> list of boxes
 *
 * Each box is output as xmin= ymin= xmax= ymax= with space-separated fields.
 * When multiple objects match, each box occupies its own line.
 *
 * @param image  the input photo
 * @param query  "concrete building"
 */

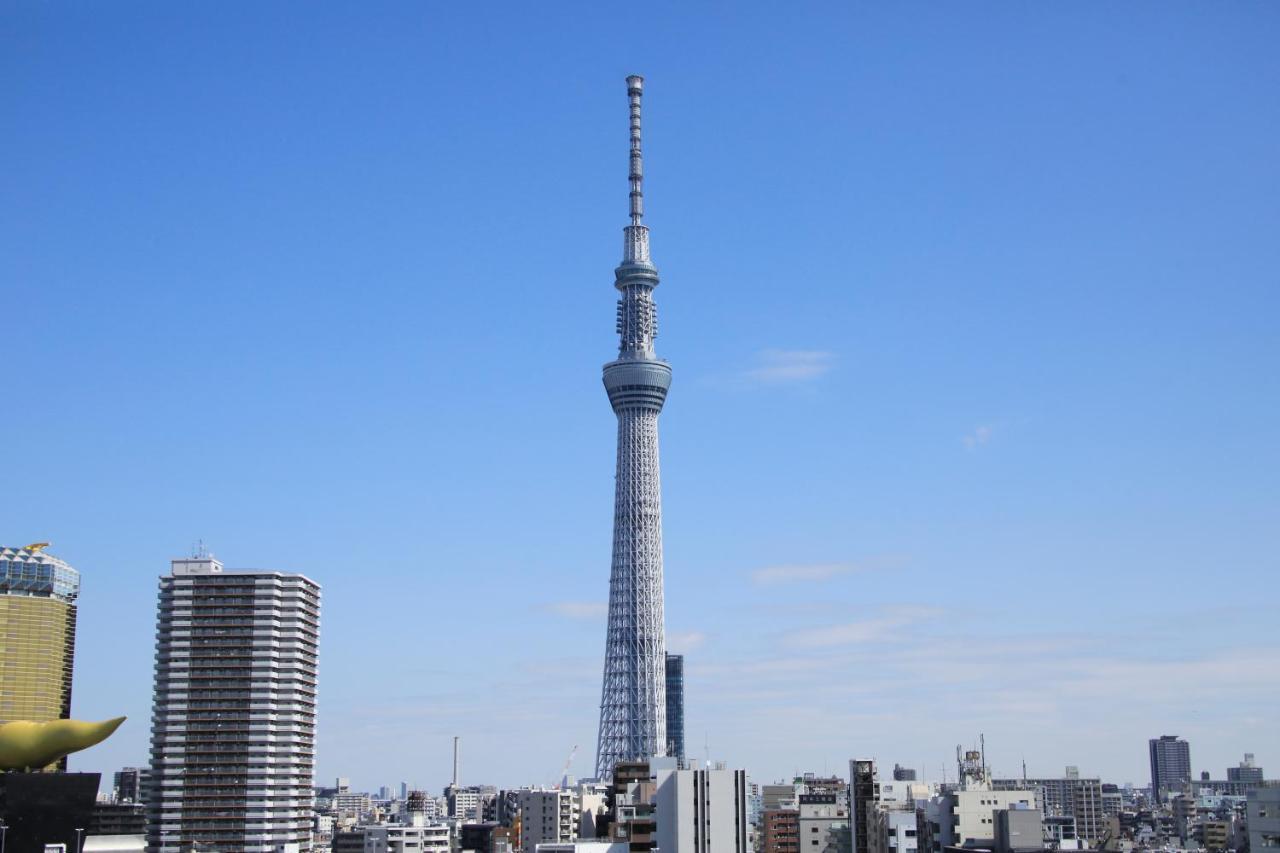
xmin=993 ymin=773 xmax=1103 ymax=842
xmin=147 ymin=556 xmax=321 ymax=853
xmin=1249 ymin=788 xmax=1280 ymax=850
xmin=763 ymin=785 xmax=801 ymax=812
xmin=1228 ymin=754 xmax=1264 ymax=785
xmin=993 ymin=807 xmax=1043 ymax=853
xmin=798 ymin=794 xmax=849 ymax=853
xmin=1170 ymin=794 xmax=1197 ymax=845
xmin=1042 ymin=816 xmax=1077 ymax=848
xmin=518 ymin=789 xmax=579 ymax=853
xmin=1149 ymin=736 xmax=1191 ymax=801
xmin=0 ymin=544 xmax=79 ymax=758
xmin=866 ymin=808 xmax=917 ymax=853
xmin=922 ymin=789 xmax=1039 ymax=852
xmin=892 ymin=766 xmax=917 ymax=782
xmin=665 ymin=654 xmax=685 ymax=763
xmin=651 ymin=759 xmax=750 ymax=853
xmin=1202 ymin=819 xmax=1232 ymax=853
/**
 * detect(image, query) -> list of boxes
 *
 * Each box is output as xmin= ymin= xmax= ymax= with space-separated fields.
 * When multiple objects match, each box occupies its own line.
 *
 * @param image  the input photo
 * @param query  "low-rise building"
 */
xmin=1248 ymin=788 xmax=1280 ymax=853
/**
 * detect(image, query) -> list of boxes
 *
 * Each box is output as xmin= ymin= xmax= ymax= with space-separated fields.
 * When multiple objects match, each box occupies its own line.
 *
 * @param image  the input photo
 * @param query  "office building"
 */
xmin=651 ymin=758 xmax=750 ymax=853
xmin=1149 ymin=736 xmax=1191 ymax=801
xmin=114 ymin=767 xmax=150 ymax=804
xmin=147 ymin=556 xmax=320 ymax=853
xmin=595 ymin=75 xmax=674 ymax=778
xmin=0 ymin=544 xmax=79 ymax=746
xmin=798 ymin=794 xmax=850 ymax=853
xmin=850 ymin=760 xmax=876 ymax=853
xmin=1228 ymin=754 xmax=1264 ymax=785
xmin=892 ymin=766 xmax=916 ymax=782
xmin=665 ymin=653 xmax=685 ymax=763
xmin=993 ymin=807 xmax=1043 ymax=853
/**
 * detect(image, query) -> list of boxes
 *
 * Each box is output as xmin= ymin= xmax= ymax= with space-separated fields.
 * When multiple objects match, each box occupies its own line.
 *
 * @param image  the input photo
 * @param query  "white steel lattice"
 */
xmin=595 ymin=75 xmax=671 ymax=780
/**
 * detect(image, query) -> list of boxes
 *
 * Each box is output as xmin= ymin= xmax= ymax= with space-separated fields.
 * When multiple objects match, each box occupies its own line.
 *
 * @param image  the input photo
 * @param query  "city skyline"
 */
xmin=4 ymin=2 xmax=1278 ymax=794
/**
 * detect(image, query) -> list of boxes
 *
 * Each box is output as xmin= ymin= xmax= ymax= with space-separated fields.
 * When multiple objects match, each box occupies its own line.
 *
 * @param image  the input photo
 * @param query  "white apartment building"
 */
xmin=362 ymin=822 xmax=450 ymax=853
xmin=518 ymin=789 xmax=580 ymax=853
xmin=798 ymin=793 xmax=850 ymax=853
xmin=651 ymin=758 xmax=751 ymax=853
xmin=148 ymin=557 xmax=321 ymax=853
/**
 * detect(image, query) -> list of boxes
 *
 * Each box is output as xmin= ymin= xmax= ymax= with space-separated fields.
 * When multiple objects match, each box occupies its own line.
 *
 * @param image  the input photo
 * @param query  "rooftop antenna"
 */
xmin=1022 ymin=758 xmax=1027 ymax=782
xmin=981 ymin=733 xmax=987 ymax=780
xmin=193 ymin=539 xmax=209 ymax=559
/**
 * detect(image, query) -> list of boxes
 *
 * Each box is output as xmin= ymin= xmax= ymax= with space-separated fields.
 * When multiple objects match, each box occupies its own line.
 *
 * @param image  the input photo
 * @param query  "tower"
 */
xmin=0 ymin=544 xmax=79 ymax=768
xmin=665 ymin=653 xmax=685 ymax=763
xmin=148 ymin=556 xmax=321 ymax=852
xmin=595 ymin=75 xmax=671 ymax=779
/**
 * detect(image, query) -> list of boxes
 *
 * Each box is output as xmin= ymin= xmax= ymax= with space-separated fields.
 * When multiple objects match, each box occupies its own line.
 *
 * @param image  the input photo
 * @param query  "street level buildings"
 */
xmin=0 ymin=544 xmax=79 ymax=747
xmin=595 ymin=75 xmax=673 ymax=778
xmin=147 ymin=556 xmax=320 ymax=853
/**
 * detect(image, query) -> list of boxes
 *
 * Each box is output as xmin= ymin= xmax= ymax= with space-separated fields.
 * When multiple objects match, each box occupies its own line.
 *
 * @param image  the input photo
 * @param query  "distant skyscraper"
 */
xmin=664 ymin=653 xmax=685 ymax=762
xmin=892 ymin=764 xmax=917 ymax=782
xmin=0 ymin=543 xmax=79 ymax=767
xmin=148 ymin=556 xmax=320 ymax=852
xmin=1149 ymin=735 xmax=1192 ymax=800
xmin=595 ymin=75 xmax=672 ymax=779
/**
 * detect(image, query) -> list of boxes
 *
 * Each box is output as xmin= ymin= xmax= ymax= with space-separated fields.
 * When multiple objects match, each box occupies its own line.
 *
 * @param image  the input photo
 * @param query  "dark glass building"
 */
xmin=665 ymin=653 xmax=684 ymax=762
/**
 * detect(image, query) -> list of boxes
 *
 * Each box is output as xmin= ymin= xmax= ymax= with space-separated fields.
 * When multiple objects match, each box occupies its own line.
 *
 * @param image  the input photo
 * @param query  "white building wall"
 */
xmin=652 ymin=761 xmax=750 ymax=853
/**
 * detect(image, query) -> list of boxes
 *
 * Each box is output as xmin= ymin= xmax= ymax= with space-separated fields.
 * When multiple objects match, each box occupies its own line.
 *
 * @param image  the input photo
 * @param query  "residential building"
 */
xmin=762 ymin=785 xmax=800 ymax=812
xmin=1228 ymin=754 xmax=1264 ymax=785
xmin=763 ymin=810 xmax=800 ymax=853
xmin=90 ymin=802 xmax=147 ymax=836
xmin=665 ymin=654 xmax=685 ymax=763
xmin=651 ymin=758 xmax=751 ymax=853
xmin=921 ymin=784 xmax=1038 ymax=851
xmin=0 ymin=544 xmax=79 ymax=764
xmin=866 ymin=808 xmax=917 ymax=853
xmin=1170 ymin=794 xmax=1197 ymax=845
xmin=1202 ymin=819 xmax=1232 ymax=853
xmin=518 ymin=788 xmax=579 ymax=853
xmin=1042 ymin=815 xmax=1077 ymax=848
xmin=994 ymin=772 xmax=1102 ymax=841
xmin=1149 ymin=736 xmax=1191 ymax=801
xmin=147 ymin=556 xmax=321 ymax=853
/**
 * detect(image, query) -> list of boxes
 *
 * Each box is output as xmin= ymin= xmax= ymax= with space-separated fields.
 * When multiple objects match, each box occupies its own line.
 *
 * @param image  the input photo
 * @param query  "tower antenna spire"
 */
xmin=627 ymin=75 xmax=644 ymax=226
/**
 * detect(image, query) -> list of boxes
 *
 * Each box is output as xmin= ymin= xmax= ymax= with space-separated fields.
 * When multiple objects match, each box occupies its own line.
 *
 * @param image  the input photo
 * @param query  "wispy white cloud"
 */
xmin=667 ymin=631 xmax=708 ymax=653
xmin=783 ymin=605 xmax=942 ymax=648
xmin=743 ymin=349 xmax=835 ymax=385
xmin=751 ymin=557 xmax=904 ymax=586
xmin=543 ymin=601 xmax=606 ymax=620
xmin=962 ymin=424 xmax=993 ymax=450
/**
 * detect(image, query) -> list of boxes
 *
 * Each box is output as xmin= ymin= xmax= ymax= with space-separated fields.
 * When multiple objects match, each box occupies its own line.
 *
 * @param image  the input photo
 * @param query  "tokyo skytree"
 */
xmin=595 ymin=75 xmax=671 ymax=780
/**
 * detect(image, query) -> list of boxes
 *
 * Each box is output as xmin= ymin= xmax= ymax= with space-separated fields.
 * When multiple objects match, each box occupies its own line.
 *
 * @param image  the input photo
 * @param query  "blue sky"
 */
xmin=3 ymin=1 xmax=1278 ymax=792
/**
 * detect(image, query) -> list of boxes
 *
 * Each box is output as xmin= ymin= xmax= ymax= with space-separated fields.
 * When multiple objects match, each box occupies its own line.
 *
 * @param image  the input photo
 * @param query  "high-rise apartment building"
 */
xmin=0 ymin=544 xmax=79 ymax=747
xmin=763 ymin=809 xmax=801 ymax=853
xmin=651 ymin=758 xmax=751 ymax=853
xmin=1149 ymin=735 xmax=1192 ymax=801
xmin=516 ymin=788 xmax=579 ymax=853
xmin=596 ymin=75 xmax=673 ymax=778
xmin=147 ymin=556 xmax=320 ymax=853
xmin=665 ymin=653 xmax=685 ymax=763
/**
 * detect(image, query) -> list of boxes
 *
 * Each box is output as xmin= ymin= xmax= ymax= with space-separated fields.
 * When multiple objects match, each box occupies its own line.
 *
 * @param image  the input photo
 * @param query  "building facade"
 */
xmin=114 ymin=767 xmax=151 ymax=804
xmin=797 ymin=794 xmax=850 ymax=853
xmin=595 ymin=75 xmax=673 ymax=779
xmin=651 ymin=760 xmax=750 ymax=853
xmin=1228 ymin=754 xmax=1264 ymax=785
xmin=147 ymin=556 xmax=320 ymax=853
xmin=665 ymin=653 xmax=685 ymax=763
xmin=763 ymin=810 xmax=800 ymax=853
xmin=0 ymin=544 xmax=79 ymax=744
xmin=516 ymin=788 xmax=579 ymax=853
xmin=1149 ymin=736 xmax=1191 ymax=801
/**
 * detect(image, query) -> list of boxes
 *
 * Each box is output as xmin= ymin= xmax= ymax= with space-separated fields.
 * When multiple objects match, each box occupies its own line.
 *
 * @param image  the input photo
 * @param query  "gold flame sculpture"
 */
xmin=0 ymin=717 xmax=126 ymax=771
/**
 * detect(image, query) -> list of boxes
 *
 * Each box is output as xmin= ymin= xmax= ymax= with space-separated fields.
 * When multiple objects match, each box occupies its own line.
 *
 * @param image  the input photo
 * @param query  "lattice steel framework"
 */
xmin=596 ymin=75 xmax=671 ymax=780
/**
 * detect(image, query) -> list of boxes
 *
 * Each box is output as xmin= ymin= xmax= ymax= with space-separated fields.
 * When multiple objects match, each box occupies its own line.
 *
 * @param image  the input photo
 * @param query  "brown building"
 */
xmin=764 ymin=809 xmax=801 ymax=853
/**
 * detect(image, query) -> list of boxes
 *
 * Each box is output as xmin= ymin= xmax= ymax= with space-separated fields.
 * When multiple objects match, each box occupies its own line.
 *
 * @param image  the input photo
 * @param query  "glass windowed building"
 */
xmin=665 ymin=653 xmax=684 ymax=762
xmin=0 ymin=545 xmax=80 ymax=745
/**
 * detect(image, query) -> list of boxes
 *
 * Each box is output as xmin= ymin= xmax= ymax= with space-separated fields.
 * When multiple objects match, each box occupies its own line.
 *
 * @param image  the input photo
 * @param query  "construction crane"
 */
xmin=558 ymin=745 xmax=578 ymax=789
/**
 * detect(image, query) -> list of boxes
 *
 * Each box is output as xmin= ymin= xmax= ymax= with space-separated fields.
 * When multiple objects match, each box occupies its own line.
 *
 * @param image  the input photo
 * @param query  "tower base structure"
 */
xmin=0 ymin=771 xmax=99 ymax=852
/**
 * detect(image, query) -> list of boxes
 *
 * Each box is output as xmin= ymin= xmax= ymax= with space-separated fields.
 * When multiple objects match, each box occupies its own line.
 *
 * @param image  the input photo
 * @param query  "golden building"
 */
xmin=0 ymin=545 xmax=79 ymax=729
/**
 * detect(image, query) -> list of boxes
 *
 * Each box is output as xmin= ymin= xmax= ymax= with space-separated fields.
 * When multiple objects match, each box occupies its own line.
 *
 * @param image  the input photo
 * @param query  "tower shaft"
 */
xmin=596 ymin=75 xmax=670 ymax=779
